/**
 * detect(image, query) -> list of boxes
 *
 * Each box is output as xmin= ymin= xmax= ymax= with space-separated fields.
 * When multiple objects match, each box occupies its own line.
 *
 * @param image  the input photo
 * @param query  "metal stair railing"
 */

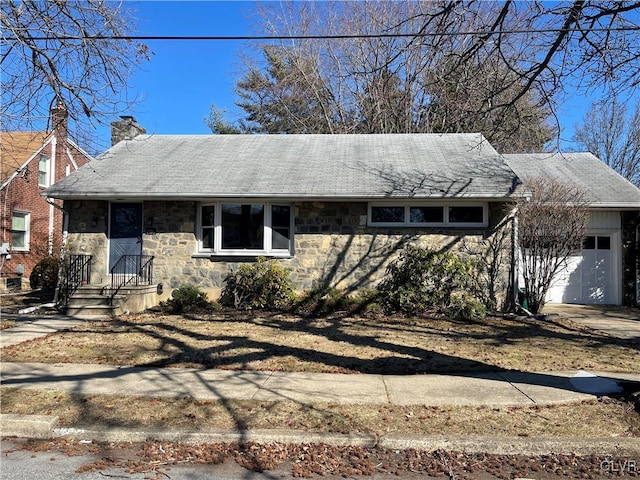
xmin=61 ymin=254 xmax=92 ymax=306
xmin=109 ymin=255 xmax=154 ymax=304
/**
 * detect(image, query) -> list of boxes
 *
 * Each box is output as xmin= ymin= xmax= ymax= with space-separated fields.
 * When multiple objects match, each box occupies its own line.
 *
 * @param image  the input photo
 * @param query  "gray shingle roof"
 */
xmin=503 ymin=152 xmax=640 ymax=208
xmin=44 ymin=133 xmax=518 ymax=200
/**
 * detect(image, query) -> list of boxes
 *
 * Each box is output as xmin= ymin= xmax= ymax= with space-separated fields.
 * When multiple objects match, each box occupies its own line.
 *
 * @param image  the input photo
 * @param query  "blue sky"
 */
xmin=95 ymin=1 xmax=253 ymax=149
xmin=92 ymin=1 xmax=633 ymax=153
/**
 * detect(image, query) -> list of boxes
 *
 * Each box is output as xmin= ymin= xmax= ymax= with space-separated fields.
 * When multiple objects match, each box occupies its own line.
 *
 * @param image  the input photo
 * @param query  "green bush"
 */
xmin=377 ymin=245 xmax=482 ymax=316
xmin=162 ymin=284 xmax=217 ymax=314
xmin=29 ymin=256 xmax=60 ymax=292
xmin=449 ymin=292 xmax=487 ymax=322
xmin=221 ymin=257 xmax=295 ymax=311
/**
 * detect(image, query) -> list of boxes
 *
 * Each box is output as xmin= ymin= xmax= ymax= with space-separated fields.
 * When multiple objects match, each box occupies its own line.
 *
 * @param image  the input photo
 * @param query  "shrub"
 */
xmin=293 ymin=287 xmax=381 ymax=316
xmin=221 ymin=257 xmax=295 ymax=311
xmin=29 ymin=256 xmax=60 ymax=292
xmin=449 ymin=292 xmax=487 ymax=322
xmin=162 ymin=284 xmax=217 ymax=314
xmin=377 ymin=245 xmax=482 ymax=316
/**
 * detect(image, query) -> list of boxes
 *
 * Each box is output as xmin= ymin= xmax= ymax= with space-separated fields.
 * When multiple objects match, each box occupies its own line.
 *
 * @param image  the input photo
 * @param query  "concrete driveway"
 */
xmin=542 ymin=304 xmax=640 ymax=340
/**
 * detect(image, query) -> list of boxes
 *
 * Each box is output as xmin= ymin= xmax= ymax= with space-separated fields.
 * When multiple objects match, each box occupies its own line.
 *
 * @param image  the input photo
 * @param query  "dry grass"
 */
xmin=1 ymin=290 xmax=50 ymax=309
xmin=2 ymin=309 xmax=639 ymax=439
xmin=1 ymin=310 xmax=638 ymax=374
xmin=0 ymin=318 xmax=16 ymax=330
xmin=2 ymin=387 xmax=638 ymax=438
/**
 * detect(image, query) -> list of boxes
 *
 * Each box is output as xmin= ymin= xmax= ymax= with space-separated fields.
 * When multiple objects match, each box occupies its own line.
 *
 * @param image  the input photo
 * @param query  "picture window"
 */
xmin=198 ymin=202 xmax=292 ymax=256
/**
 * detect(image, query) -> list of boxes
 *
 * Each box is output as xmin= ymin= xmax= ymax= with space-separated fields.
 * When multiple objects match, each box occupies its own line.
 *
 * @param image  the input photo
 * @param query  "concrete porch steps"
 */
xmin=64 ymin=283 xmax=159 ymax=318
xmin=63 ymin=284 xmax=123 ymax=319
xmin=64 ymin=304 xmax=117 ymax=318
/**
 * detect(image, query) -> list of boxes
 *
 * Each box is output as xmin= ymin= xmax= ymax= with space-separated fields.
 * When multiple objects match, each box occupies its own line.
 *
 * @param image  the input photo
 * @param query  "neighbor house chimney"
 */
xmin=51 ymin=102 xmax=68 ymax=140
xmin=110 ymin=115 xmax=146 ymax=146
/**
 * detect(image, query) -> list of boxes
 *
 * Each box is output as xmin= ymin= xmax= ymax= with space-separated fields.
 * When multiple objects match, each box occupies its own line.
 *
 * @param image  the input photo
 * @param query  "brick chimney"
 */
xmin=51 ymin=102 xmax=68 ymax=140
xmin=110 ymin=116 xmax=146 ymax=146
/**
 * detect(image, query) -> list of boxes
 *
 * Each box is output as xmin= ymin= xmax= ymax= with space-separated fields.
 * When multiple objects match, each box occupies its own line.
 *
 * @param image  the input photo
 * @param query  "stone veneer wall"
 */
xmin=65 ymin=200 xmax=515 ymax=309
xmin=286 ymin=201 xmax=514 ymax=310
xmin=65 ymin=200 xmax=109 ymax=284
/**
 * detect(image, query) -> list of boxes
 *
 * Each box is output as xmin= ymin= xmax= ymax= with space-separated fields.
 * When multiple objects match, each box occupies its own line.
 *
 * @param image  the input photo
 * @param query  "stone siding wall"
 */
xmin=65 ymin=200 xmax=109 ymax=284
xmin=289 ymin=202 xmax=514 ymax=309
xmin=65 ymin=200 xmax=515 ymax=309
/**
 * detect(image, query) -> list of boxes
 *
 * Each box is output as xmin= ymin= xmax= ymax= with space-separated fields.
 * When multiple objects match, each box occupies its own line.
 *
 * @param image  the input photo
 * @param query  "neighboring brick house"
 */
xmin=44 ymin=123 xmax=640 ymax=311
xmin=0 ymin=104 xmax=94 ymax=290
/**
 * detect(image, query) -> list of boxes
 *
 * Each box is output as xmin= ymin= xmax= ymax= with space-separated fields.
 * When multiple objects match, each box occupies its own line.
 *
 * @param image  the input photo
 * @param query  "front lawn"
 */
xmin=1 ymin=310 xmax=637 ymax=374
xmin=2 ymin=309 xmax=639 ymax=439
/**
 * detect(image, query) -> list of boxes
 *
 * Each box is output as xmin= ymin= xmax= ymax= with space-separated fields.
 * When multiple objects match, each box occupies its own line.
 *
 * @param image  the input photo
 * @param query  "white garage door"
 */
xmin=546 ymin=234 xmax=619 ymax=305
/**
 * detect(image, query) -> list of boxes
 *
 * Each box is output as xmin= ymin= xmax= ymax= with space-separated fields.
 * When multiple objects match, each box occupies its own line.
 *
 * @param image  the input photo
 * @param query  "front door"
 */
xmin=109 ymin=203 xmax=142 ymax=272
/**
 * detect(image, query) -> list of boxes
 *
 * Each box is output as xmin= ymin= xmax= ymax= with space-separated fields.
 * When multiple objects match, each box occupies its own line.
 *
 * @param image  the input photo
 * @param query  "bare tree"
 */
xmin=516 ymin=178 xmax=590 ymax=314
xmin=416 ymin=2 xmax=640 ymax=107
xmin=1 ymin=1 xmax=149 ymax=142
xmin=573 ymin=97 xmax=640 ymax=186
xmin=234 ymin=1 xmax=639 ymax=150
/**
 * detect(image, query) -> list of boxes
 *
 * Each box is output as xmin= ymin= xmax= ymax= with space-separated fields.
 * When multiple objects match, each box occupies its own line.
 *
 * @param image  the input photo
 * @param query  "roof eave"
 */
xmin=44 ymin=191 xmax=516 ymax=202
xmin=587 ymin=203 xmax=640 ymax=210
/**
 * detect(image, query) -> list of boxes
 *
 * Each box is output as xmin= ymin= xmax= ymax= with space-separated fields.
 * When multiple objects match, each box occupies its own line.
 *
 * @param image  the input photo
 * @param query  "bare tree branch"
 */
xmin=573 ymin=96 xmax=640 ymax=186
xmin=1 ymin=0 xmax=149 ymax=147
xmin=517 ymin=178 xmax=590 ymax=314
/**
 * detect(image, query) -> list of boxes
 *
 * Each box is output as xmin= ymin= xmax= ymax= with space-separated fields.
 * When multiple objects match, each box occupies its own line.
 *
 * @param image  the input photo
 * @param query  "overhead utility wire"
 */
xmin=7 ymin=25 xmax=640 ymax=41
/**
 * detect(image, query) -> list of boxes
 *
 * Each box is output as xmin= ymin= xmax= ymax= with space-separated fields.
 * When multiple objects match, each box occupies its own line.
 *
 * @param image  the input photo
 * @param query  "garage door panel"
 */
xmin=545 ymin=257 xmax=580 ymax=304
xmin=580 ymin=251 xmax=597 ymax=286
xmin=543 ymin=233 xmax=617 ymax=305
xmin=581 ymin=286 xmax=608 ymax=304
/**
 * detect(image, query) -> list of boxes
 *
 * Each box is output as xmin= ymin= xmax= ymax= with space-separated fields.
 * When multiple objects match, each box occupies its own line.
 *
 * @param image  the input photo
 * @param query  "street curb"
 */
xmin=54 ymin=427 xmax=378 ymax=448
xmin=52 ymin=426 xmax=640 ymax=457
xmin=0 ymin=414 xmax=59 ymax=439
xmin=378 ymin=434 xmax=640 ymax=456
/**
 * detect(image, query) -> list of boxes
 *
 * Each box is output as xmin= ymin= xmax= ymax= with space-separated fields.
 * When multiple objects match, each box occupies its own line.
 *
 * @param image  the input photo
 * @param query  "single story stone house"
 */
xmin=43 ymin=124 xmax=640 ymax=312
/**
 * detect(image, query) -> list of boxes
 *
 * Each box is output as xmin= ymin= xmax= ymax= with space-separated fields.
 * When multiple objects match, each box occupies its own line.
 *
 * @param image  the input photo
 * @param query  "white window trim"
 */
xmin=368 ymin=202 xmax=488 ymax=228
xmin=11 ymin=211 xmax=30 ymax=252
xmin=38 ymin=154 xmax=50 ymax=187
xmin=196 ymin=201 xmax=293 ymax=257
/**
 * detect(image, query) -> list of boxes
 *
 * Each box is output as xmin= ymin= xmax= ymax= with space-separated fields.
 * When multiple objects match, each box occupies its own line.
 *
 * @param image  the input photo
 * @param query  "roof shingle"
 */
xmin=44 ymin=133 xmax=518 ymax=200
xmin=0 ymin=131 xmax=48 ymax=184
xmin=503 ymin=152 xmax=640 ymax=208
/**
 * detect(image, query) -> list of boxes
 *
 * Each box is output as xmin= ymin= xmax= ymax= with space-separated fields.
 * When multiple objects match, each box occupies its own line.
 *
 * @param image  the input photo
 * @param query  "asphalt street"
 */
xmin=0 ymin=439 xmax=439 ymax=480
xmin=0 ymin=439 xmax=294 ymax=480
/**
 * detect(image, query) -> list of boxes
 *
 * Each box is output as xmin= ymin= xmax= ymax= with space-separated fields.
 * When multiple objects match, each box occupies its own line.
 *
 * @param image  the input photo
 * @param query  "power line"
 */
xmin=5 ymin=26 xmax=640 ymax=42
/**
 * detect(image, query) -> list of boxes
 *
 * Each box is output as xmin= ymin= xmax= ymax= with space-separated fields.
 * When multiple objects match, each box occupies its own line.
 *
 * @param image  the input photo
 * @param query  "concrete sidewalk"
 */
xmin=2 ymin=312 xmax=640 ymax=455
xmin=0 ymin=313 xmax=83 ymax=348
xmin=1 ymin=311 xmax=638 ymax=408
xmin=2 ymin=360 xmax=639 ymax=454
xmin=2 ymin=361 xmax=637 ymax=407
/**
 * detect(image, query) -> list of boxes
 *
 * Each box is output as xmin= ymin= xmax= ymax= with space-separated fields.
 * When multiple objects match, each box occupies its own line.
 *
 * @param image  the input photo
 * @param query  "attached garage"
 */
xmin=546 ymin=212 xmax=621 ymax=305
xmin=504 ymin=153 xmax=640 ymax=307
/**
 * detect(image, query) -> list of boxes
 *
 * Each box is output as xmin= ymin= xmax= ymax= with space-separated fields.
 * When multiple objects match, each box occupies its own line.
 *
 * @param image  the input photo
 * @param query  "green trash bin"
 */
xmin=518 ymin=288 xmax=528 ymax=310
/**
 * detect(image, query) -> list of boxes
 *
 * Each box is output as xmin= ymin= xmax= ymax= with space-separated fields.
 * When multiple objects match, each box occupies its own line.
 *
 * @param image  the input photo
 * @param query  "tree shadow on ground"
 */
xmin=2 ymin=308 xmax=638 ymax=468
xmin=4 ymin=308 xmax=637 ymax=377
